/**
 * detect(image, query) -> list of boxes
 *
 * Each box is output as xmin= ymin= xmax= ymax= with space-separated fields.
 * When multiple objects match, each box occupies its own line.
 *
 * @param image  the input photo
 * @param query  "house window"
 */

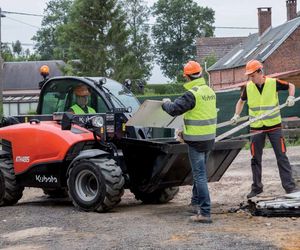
xmin=224 ymin=49 xmax=243 ymax=66
xmin=9 ymin=103 xmax=18 ymax=116
xmin=259 ymin=41 xmax=273 ymax=55
xmin=243 ymin=46 xmax=259 ymax=59
xmin=30 ymin=103 xmax=38 ymax=112
xmin=20 ymin=103 xmax=30 ymax=115
xmin=3 ymin=104 xmax=9 ymax=117
xmin=3 ymin=100 xmax=39 ymax=116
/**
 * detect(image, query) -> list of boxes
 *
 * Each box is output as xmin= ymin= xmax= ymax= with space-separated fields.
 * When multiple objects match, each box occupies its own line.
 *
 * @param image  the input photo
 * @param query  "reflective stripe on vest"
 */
xmin=182 ymin=78 xmax=217 ymax=141
xmin=71 ymin=104 xmax=96 ymax=114
xmin=246 ymin=77 xmax=281 ymax=128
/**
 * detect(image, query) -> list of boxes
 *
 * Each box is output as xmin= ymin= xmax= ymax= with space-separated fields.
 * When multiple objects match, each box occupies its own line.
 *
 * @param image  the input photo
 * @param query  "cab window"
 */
xmin=40 ymin=79 xmax=109 ymax=114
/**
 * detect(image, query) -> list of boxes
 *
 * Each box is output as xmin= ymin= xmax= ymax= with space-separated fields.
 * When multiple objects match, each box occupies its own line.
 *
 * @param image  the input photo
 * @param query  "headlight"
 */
xmin=91 ymin=116 xmax=104 ymax=127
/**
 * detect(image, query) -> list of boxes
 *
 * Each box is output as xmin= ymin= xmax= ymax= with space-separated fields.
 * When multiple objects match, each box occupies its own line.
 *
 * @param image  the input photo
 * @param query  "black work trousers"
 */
xmin=250 ymin=128 xmax=295 ymax=193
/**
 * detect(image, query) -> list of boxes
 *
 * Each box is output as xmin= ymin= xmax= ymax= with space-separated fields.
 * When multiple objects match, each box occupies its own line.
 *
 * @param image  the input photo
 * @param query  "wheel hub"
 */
xmin=75 ymin=170 xmax=99 ymax=202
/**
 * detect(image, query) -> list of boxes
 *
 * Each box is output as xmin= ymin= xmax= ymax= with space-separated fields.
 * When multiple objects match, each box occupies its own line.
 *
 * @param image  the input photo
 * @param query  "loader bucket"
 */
xmin=120 ymin=138 xmax=247 ymax=193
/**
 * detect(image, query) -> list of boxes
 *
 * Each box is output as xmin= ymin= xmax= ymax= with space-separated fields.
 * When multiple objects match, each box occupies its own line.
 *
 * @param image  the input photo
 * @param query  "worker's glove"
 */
xmin=175 ymin=129 xmax=184 ymax=143
xmin=162 ymin=98 xmax=171 ymax=103
xmin=230 ymin=114 xmax=240 ymax=125
xmin=286 ymin=96 xmax=295 ymax=107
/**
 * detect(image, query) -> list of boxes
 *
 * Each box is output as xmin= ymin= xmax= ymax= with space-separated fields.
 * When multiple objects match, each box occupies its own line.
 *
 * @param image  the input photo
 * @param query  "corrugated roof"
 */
xmin=3 ymin=60 xmax=65 ymax=90
xmin=208 ymin=17 xmax=300 ymax=71
xmin=3 ymin=95 xmax=40 ymax=103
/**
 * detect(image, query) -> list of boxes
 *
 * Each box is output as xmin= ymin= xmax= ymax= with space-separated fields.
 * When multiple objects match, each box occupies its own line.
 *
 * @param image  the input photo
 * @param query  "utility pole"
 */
xmin=0 ymin=8 xmax=6 ymax=118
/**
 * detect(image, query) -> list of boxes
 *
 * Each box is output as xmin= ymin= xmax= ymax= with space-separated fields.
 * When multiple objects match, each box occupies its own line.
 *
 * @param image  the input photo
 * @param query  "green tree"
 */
xmin=202 ymin=53 xmax=217 ymax=82
xmin=121 ymin=0 xmax=153 ymax=81
xmin=152 ymin=0 xmax=215 ymax=81
xmin=59 ymin=0 xmax=131 ymax=80
xmin=24 ymin=48 xmax=30 ymax=58
xmin=1 ymin=43 xmax=40 ymax=62
xmin=12 ymin=40 xmax=22 ymax=56
xmin=1 ymin=43 xmax=14 ymax=61
xmin=32 ymin=0 xmax=72 ymax=60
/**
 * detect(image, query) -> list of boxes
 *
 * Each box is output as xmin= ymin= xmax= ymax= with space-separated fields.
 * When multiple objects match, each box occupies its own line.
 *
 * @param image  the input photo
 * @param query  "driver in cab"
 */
xmin=69 ymin=84 xmax=96 ymax=114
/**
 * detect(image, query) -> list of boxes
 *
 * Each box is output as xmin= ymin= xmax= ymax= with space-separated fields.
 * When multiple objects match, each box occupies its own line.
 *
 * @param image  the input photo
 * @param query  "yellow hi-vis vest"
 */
xmin=70 ymin=104 xmax=96 ymax=114
xmin=182 ymin=78 xmax=217 ymax=141
xmin=246 ymin=77 xmax=281 ymax=128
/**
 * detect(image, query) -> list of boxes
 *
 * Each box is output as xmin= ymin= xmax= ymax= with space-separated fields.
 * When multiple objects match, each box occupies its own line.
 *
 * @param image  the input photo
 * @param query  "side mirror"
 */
xmin=96 ymin=77 xmax=107 ymax=87
xmin=123 ymin=79 xmax=132 ymax=90
xmin=61 ymin=112 xmax=73 ymax=130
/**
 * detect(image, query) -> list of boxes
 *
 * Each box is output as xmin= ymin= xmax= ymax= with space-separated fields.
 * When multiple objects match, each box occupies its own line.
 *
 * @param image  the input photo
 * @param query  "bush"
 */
xmin=137 ymin=94 xmax=181 ymax=103
xmin=143 ymin=83 xmax=185 ymax=95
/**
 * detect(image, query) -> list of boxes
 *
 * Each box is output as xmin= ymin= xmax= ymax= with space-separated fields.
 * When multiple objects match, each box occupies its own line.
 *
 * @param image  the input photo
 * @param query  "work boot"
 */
xmin=286 ymin=187 xmax=300 ymax=194
xmin=190 ymin=214 xmax=212 ymax=224
xmin=246 ymin=189 xmax=263 ymax=199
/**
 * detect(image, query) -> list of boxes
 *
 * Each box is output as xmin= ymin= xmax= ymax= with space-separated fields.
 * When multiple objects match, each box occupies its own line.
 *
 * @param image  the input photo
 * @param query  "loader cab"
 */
xmin=36 ymin=77 xmax=140 ymax=115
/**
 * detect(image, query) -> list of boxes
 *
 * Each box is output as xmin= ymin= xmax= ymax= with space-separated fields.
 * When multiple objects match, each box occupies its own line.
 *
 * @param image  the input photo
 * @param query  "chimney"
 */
xmin=258 ymin=7 xmax=272 ymax=36
xmin=286 ymin=0 xmax=297 ymax=21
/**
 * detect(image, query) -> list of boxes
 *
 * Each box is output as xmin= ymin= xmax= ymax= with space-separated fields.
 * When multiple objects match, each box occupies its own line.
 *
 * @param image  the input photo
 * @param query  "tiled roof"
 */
xmin=208 ymin=17 xmax=300 ymax=71
xmin=196 ymin=37 xmax=247 ymax=61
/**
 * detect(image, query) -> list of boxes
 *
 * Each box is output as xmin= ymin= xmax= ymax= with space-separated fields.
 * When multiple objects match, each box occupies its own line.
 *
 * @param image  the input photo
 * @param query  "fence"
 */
xmin=137 ymin=88 xmax=300 ymax=136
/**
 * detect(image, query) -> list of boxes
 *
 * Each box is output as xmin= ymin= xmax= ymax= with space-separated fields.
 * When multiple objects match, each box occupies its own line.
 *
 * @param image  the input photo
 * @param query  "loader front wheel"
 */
xmin=133 ymin=187 xmax=179 ymax=204
xmin=67 ymin=158 xmax=124 ymax=212
xmin=0 ymin=158 xmax=24 ymax=206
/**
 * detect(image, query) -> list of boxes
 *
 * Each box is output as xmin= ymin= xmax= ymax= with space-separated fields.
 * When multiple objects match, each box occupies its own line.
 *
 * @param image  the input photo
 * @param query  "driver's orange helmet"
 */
xmin=74 ymin=84 xmax=90 ymax=97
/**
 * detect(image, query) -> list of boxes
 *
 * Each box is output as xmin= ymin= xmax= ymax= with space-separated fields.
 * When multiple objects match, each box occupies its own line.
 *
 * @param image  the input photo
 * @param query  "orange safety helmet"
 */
xmin=183 ymin=60 xmax=202 ymax=77
xmin=40 ymin=65 xmax=49 ymax=77
xmin=74 ymin=84 xmax=91 ymax=97
xmin=245 ymin=60 xmax=263 ymax=75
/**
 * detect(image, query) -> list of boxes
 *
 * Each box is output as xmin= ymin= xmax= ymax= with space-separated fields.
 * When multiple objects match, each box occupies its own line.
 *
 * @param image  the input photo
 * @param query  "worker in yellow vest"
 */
xmin=70 ymin=84 xmax=96 ymax=114
xmin=162 ymin=61 xmax=217 ymax=223
xmin=231 ymin=59 xmax=297 ymax=198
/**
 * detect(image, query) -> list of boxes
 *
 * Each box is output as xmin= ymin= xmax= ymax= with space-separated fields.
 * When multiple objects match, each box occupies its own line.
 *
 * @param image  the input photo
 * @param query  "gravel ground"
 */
xmin=0 ymin=146 xmax=300 ymax=250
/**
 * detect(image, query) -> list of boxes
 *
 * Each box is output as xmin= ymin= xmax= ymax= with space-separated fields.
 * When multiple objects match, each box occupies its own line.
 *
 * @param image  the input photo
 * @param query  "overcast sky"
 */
xmin=0 ymin=0 xmax=295 ymax=83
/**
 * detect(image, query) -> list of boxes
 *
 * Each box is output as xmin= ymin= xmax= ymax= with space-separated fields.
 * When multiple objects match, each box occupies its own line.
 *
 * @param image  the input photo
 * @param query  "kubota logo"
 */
xmin=35 ymin=175 xmax=58 ymax=183
xmin=15 ymin=156 xmax=30 ymax=163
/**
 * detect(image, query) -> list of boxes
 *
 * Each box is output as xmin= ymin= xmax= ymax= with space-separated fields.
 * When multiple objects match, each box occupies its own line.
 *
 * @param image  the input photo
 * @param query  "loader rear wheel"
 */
xmin=133 ymin=187 xmax=179 ymax=204
xmin=0 ymin=170 xmax=5 ymax=202
xmin=0 ymin=158 xmax=24 ymax=206
xmin=67 ymin=157 xmax=124 ymax=212
xmin=43 ymin=188 xmax=68 ymax=198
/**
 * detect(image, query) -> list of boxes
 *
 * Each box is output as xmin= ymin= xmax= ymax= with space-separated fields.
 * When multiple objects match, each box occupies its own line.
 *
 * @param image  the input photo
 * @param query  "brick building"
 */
xmin=208 ymin=0 xmax=300 ymax=90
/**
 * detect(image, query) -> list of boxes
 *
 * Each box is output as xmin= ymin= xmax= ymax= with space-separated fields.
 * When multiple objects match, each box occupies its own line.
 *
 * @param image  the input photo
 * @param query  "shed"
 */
xmin=2 ymin=60 xmax=65 ymax=116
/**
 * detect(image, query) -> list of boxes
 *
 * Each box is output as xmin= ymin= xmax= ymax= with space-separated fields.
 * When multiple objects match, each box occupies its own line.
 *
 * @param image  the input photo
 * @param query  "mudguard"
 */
xmin=68 ymin=149 xmax=110 ymax=171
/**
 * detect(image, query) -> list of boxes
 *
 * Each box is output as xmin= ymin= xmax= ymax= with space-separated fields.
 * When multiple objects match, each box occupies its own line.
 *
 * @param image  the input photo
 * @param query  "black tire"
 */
xmin=0 ymin=170 xmax=5 ymax=202
xmin=43 ymin=188 xmax=69 ymax=198
xmin=133 ymin=187 xmax=179 ymax=204
xmin=0 ymin=158 xmax=24 ymax=206
xmin=67 ymin=157 xmax=124 ymax=212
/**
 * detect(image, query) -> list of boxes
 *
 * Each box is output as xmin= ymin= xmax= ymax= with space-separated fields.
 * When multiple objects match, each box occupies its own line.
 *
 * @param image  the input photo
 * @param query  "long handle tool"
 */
xmin=217 ymin=115 xmax=249 ymax=128
xmin=216 ymin=96 xmax=300 ymax=142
